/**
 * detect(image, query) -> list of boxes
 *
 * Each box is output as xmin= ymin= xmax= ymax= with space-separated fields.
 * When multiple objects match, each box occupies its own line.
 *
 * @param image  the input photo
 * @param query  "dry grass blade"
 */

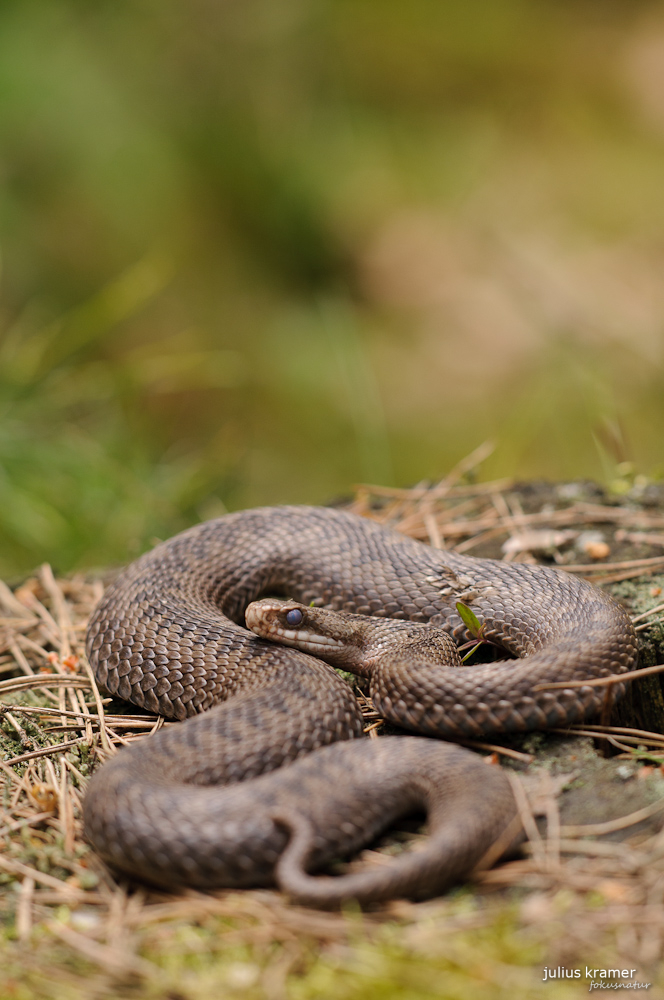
xmin=0 ymin=854 xmax=81 ymax=895
xmin=563 ymin=555 xmax=664 ymax=574
xmin=79 ymin=654 xmax=114 ymax=754
xmin=524 ymin=839 xmax=642 ymax=862
xmin=632 ymin=602 xmax=664 ymax=624
xmin=593 ymin=565 xmax=664 ymax=585
xmin=3 ymin=738 xmax=88 ymax=766
xmin=534 ymin=662 xmax=664 ymax=691
xmin=0 ymin=674 xmax=91 ymax=694
xmin=0 ymin=810 xmax=54 ymax=838
xmin=455 ymin=739 xmax=533 ymax=764
xmin=16 ymin=875 xmax=35 ymax=943
xmin=47 ymin=920 xmax=160 ymax=979
xmin=550 ymin=727 xmax=664 ymax=750
xmin=427 ymin=440 xmax=496 ymax=496
xmin=8 ymin=642 xmax=36 ymax=677
xmin=0 ymin=579 xmax=38 ymax=618
xmin=504 ymin=772 xmax=546 ymax=868
xmin=559 ymin=799 xmax=664 ymax=838
xmin=571 ymin=723 xmax=664 ymax=741
xmin=353 ymin=475 xmax=513 ymax=502
xmin=635 ymin=618 xmax=664 ymax=633
xmin=471 ymin=810 xmax=525 ymax=875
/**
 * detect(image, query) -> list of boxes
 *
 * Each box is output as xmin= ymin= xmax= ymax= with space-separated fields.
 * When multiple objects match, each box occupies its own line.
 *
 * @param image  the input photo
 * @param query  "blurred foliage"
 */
xmin=1 ymin=0 xmax=664 ymax=575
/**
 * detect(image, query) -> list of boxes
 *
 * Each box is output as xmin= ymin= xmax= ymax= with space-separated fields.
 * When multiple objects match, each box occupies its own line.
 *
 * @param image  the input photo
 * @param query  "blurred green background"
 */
xmin=1 ymin=0 xmax=664 ymax=577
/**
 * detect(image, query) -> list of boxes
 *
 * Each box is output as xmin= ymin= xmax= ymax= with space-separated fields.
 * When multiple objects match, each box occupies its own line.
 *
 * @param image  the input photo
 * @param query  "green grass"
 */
xmin=1 ymin=1 xmax=664 ymax=578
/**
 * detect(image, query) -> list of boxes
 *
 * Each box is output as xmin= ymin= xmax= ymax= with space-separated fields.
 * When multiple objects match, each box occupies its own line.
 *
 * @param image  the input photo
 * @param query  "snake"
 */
xmin=82 ymin=504 xmax=638 ymax=907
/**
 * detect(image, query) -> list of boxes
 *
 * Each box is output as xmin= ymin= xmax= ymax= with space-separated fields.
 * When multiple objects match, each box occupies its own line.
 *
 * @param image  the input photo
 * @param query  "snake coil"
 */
xmin=83 ymin=505 xmax=637 ymax=906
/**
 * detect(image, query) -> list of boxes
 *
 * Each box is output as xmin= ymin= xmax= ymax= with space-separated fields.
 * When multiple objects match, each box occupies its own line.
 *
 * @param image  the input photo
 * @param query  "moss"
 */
xmin=4 ymin=906 xmax=653 ymax=1000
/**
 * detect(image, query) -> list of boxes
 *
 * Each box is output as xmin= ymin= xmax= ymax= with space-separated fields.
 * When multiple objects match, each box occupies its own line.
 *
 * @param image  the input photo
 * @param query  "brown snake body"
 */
xmin=83 ymin=505 xmax=638 ymax=906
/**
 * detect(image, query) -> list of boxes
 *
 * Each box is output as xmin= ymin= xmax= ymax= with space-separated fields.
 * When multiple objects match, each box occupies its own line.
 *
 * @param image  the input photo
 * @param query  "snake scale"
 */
xmin=83 ymin=505 xmax=638 ymax=906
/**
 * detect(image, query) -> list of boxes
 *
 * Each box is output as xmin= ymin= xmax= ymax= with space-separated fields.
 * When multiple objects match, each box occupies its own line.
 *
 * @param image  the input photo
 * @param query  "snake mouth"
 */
xmin=244 ymin=599 xmax=347 ymax=655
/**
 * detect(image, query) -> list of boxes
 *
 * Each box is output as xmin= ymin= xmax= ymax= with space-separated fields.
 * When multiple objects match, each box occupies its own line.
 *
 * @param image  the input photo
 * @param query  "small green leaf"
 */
xmin=456 ymin=601 xmax=483 ymax=638
xmin=461 ymin=641 xmax=482 ymax=663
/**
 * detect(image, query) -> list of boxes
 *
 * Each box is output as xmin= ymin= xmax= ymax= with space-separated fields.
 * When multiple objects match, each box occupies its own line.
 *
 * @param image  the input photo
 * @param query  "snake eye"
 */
xmin=285 ymin=608 xmax=303 ymax=627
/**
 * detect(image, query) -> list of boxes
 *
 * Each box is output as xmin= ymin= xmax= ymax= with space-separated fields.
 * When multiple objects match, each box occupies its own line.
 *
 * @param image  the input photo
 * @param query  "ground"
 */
xmin=2 ymin=469 xmax=664 ymax=1000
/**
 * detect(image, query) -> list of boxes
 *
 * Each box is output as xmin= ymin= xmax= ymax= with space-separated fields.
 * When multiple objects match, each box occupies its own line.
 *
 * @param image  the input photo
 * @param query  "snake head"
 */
xmin=244 ymin=598 xmax=459 ymax=677
xmin=244 ymin=599 xmax=365 ymax=669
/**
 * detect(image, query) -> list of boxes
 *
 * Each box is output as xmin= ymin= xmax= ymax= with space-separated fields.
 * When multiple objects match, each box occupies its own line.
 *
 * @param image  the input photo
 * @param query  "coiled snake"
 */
xmin=83 ymin=505 xmax=638 ymax=906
